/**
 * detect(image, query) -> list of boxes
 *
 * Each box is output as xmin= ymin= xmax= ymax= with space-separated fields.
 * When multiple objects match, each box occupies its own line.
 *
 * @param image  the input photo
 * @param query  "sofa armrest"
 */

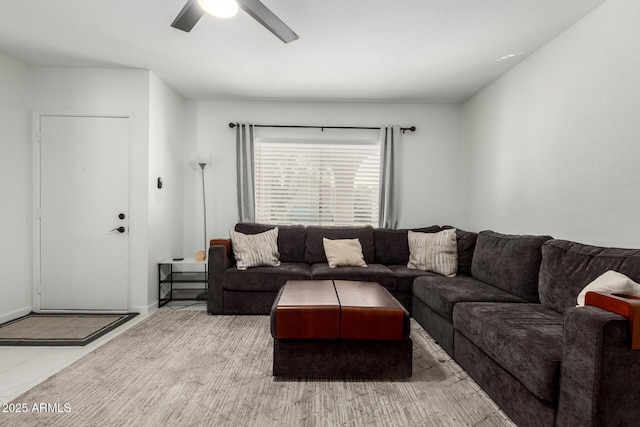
xmin=207 ymin=243 xmax=234 ymax=314
xmin=557 ymin=306 xmax=640 ymax=427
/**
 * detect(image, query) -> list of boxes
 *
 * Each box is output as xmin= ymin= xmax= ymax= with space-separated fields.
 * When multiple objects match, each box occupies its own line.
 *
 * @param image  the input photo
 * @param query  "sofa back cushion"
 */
xmin=442 ymin=227 xmax=478 ymax=277
xmin=471 ymin=231 xmax=552 ymax=302
xmin=234 ymin=223 xmax=306 ymax=263
xmin=305 ymin=226 xmax=375 ymax=264
xmin=373 ymin=226 xmax=441 ymax=265
xmin=539 ymin=239 xmax=640 ymax=314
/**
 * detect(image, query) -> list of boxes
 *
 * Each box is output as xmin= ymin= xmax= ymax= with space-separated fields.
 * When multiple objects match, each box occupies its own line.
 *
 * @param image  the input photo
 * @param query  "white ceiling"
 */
xmin=0 ymin=0 xmax=608 ymax=102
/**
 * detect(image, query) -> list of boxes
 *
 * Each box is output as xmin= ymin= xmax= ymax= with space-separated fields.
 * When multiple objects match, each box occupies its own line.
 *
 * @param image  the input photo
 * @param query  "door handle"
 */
xmin=109 ymin=226 xmax=126 ymax=233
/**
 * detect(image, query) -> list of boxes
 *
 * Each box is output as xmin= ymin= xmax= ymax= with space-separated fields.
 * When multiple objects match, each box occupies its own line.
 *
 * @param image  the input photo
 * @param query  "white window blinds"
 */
xmin=254 ymin=130 xmax=381 ymax=226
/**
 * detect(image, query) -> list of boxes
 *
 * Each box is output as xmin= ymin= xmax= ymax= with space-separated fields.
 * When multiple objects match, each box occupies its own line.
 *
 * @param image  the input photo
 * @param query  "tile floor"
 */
xmin=0 ymin=301 xmax=206 ymax=405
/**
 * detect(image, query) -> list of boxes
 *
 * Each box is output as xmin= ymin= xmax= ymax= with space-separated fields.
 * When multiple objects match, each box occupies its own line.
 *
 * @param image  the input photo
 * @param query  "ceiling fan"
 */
xmin=171 ymin=0 xmax=299 ymax=43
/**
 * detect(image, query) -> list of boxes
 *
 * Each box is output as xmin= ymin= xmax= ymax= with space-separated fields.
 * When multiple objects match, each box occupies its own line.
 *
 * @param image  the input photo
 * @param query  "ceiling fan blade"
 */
xmin=171 ymin=0 xmax=205 ymax=32
xmin=238 ymin=0 xmax=299 ymax=43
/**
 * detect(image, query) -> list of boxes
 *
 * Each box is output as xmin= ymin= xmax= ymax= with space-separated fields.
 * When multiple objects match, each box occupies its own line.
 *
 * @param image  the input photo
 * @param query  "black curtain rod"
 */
xmin=228 ymin=122 xmax=416 ymax=133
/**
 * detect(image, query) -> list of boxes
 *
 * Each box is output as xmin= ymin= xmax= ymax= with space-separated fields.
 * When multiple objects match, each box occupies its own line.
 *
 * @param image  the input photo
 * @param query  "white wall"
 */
xmin=462 ymin=0 xmax=640 ymax=248
xmin=0 ymin=53 xmax=32 ymax=323
xmin=148 ymin=72 xmax=185 ymax=305
xmin=32 ymin=68 xmax=153 ymax=312
xmin=184 ymin=100 xmax=464 ymax=254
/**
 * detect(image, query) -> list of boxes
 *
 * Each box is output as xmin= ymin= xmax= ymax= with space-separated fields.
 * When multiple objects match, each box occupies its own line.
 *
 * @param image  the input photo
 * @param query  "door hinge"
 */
xmin=36 ymin=131 xmax=41 ymax=143
xmin=36 ymin=207 xmax=42 ymax=218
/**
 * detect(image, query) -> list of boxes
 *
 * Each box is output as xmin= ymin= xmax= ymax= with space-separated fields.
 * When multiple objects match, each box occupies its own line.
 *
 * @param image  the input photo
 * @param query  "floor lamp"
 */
xmin=190 ymin=152 xmax=211 ymax=300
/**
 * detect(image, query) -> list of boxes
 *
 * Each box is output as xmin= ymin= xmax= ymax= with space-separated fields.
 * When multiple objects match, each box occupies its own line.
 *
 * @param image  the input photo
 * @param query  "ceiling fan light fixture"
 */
xmin=197 ymin=0 xmax=239 ymax=19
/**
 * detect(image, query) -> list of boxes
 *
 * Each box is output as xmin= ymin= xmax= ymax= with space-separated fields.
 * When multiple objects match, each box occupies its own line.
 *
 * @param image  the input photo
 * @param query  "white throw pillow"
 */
xmin=230 ymin=227 xmax=280 ymax=271
xmin=322 ymin=238 xmax=367 ymax=268
xmin=407 ymin=229 xmax=458 ymax=277
xmin=576 ymin=270 xmax=640 ymax=306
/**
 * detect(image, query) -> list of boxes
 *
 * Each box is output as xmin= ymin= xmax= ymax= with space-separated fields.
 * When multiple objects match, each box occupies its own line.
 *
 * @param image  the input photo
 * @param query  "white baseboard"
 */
xmin=0 ymin=306 xmax=33 ymax=324
xmin=132 ymin=302 xmax=158 ymax=315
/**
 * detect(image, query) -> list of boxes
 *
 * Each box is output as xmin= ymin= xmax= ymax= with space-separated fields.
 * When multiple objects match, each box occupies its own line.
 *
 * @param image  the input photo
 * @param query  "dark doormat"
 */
xmin=0 ymin=312 xmax=138 ymax=346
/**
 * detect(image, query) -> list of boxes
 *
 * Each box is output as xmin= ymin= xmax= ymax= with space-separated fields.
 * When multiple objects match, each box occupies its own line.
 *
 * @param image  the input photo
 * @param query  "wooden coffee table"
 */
xmin=270 ymin=280 xmax=412 ymax=378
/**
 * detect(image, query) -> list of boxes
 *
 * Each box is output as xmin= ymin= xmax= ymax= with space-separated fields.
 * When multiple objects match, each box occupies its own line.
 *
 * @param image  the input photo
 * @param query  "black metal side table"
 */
xmin=158 ymin=258 xmax=208 ymax=307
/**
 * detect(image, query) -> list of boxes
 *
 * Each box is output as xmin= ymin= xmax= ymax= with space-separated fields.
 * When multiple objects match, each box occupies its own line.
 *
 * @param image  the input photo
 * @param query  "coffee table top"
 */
xmin=276 ymin=280 xmax=340 ymax=308
xmin=334 ymin=280 xmax=401 ymax=310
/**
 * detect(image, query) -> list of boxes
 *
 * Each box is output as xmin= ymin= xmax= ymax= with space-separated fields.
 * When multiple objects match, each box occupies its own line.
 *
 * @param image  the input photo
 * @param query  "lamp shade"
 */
xmin=197 ymin=0 xmax=239 ymax=19
xmin=190 ymin=152 xmax=212 ymax=170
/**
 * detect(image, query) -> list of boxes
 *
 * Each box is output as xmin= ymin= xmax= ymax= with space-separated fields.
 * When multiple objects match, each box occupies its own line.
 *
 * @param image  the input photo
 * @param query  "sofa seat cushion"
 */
xmin=223 ymin=263 xmax=312 ymax=292
xmin=388 ymin=265 xmax=440 ymax=293
xmin=413 ymin=275 xmax=526 ymax=322
xmin=453 ymin=302 xmax=564 ymax=404
xmin=310 ymin=263 xmax=397 ymax=291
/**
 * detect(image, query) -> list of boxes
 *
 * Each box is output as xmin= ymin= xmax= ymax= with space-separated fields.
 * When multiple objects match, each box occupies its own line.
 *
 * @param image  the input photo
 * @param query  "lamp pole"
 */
xmin=199 ymin=162 xmax=207 ymax=253
xmin=198 ymin=161 xmax=208 ymax=301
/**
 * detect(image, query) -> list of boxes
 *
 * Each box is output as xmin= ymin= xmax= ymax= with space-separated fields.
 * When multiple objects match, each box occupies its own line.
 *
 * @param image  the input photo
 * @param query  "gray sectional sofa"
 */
xmin=207 ymin=222 xmax=475 ymax=315
xmin=208 ymin=223 xmax=640 ymax=427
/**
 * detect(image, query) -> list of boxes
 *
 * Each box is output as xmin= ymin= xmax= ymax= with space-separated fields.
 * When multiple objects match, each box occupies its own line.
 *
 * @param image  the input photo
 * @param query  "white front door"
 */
xmin=38 ymin=115 xmax=130 ymax=311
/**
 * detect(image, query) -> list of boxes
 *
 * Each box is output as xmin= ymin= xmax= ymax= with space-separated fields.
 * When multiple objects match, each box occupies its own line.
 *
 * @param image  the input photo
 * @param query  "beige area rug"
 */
xmin=4 ymin=310 xmax=514 ymax=426
xmin=0 ymin=313 xmax=138 ymax=346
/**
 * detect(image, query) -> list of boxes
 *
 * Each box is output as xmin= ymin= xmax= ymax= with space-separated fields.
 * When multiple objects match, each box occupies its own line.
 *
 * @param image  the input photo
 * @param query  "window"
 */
xmin=254 ymin=129 xmax=381 ymax=226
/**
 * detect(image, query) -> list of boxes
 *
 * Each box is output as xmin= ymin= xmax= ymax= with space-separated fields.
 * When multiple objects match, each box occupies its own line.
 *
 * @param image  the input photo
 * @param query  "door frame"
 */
xmin=32 ymin=110 xmax=136 ymax=313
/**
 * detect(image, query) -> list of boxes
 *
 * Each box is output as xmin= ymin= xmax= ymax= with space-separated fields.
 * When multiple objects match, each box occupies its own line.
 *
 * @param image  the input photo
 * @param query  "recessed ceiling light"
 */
xmin=496 ymin=52 xmax=524 ymax=62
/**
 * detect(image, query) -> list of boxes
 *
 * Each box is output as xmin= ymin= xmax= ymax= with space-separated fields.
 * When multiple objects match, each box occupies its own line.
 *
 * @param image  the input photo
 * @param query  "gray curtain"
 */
xmin=379 ymin=125 xmax=400 ymax=229
xmin=236 ymin=123 xmax=255 ymax=223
